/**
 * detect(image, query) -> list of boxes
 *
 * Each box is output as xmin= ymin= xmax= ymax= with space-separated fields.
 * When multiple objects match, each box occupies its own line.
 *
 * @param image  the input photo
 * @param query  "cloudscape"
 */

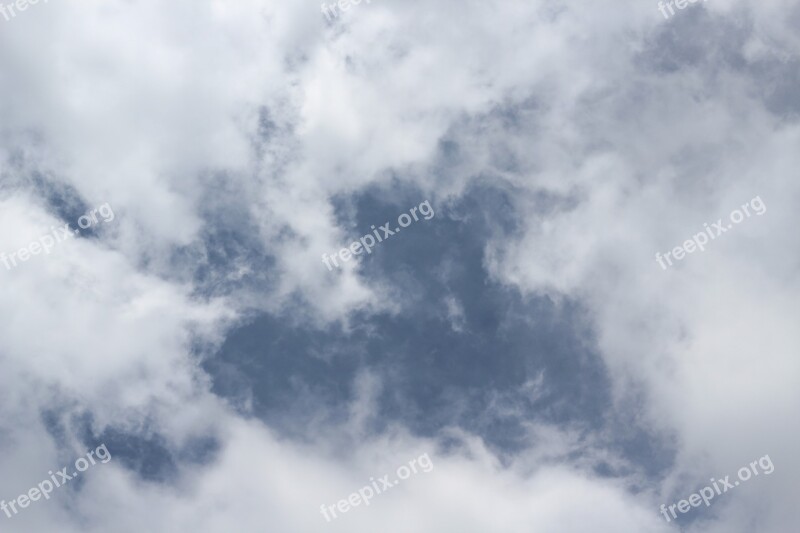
xmin=1 ymin=1 xmax=798 ymax=531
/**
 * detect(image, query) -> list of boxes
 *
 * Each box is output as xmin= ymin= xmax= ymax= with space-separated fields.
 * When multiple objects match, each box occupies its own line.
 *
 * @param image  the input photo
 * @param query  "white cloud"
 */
xmin=0 ymin=0 xmax=798 ymax=531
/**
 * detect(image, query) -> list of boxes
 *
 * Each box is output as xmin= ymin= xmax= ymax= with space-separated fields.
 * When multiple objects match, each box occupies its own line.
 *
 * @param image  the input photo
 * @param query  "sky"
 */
xmin=0 ymin=0 xmax=798 ymax=532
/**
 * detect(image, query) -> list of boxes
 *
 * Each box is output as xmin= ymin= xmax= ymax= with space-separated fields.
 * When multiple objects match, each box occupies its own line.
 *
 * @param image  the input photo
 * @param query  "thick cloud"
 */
xmin=0 ymin=0 xmax=797 ymax=532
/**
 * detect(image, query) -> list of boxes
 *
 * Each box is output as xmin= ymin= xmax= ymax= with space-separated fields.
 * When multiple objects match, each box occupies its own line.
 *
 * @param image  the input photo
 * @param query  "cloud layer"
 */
xmin=0 ymin=0 xmax=798 ymax=531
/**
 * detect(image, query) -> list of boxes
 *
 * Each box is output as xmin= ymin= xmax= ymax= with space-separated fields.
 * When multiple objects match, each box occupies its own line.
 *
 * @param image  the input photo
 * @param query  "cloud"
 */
xmin=0 ymin=0 xmax=797 ymax=531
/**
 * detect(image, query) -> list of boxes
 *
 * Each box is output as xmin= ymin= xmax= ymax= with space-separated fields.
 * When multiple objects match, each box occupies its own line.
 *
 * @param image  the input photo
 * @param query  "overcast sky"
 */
xmin=0 ymin=0 xmax=798 ymax=531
